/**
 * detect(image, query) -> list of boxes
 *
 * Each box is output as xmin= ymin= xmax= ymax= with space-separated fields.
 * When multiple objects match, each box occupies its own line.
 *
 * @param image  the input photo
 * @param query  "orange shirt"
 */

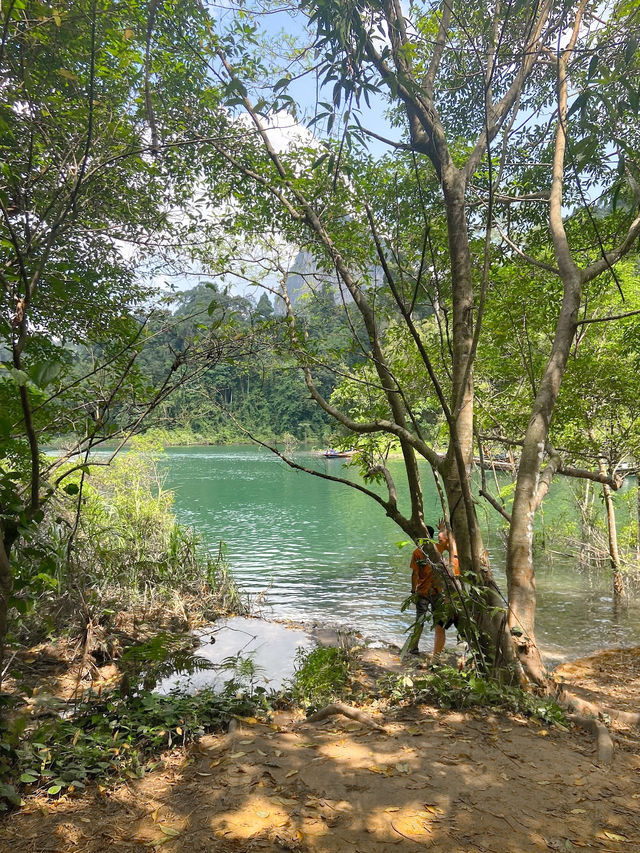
xmin=411 ymin=541 xmax=459 ymax=597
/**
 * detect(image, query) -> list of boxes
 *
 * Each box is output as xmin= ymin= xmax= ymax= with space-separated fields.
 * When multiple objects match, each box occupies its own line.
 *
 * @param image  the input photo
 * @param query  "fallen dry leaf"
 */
xmin=159 ymin=826 xmax=180 ymax=837
xmin=602 ymin=831 xmax=627 ymax=842
xmin=391 ymin=814 xmax=433 ymax=842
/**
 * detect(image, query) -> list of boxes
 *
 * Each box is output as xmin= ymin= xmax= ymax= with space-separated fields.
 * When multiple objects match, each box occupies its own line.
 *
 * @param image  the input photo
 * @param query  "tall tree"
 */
xmin=0 ymin=0 xmax=237 ymax=676
xmin=189 ymin=0 xmax=640 ymax=683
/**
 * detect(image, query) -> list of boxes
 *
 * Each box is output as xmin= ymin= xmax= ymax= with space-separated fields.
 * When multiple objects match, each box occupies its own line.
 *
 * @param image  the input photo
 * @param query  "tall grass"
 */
xmin=10 ymin=440 xmax=244 ymax=642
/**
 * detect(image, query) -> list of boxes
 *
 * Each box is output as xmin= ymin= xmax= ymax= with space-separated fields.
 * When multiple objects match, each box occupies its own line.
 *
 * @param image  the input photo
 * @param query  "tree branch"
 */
xmin=580 ymin=213 xmax=640 ymax=284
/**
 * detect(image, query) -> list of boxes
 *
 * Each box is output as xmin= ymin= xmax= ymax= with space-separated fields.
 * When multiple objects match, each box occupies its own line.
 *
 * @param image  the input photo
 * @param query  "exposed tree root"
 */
xmin=557 ymin=686 xmax=640 ymax=727
xmin=553 ymin=684 xmax=640 ymax=765
xmin=298 ymin=702 xmax=386 ymax=732
xmin=566 ymin=713 xmax=614 ymax=765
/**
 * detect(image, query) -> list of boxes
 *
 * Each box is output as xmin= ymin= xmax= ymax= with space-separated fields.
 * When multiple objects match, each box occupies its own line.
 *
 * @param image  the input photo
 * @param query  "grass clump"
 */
xmin=290 ymin=646 xmax=352 ymax=711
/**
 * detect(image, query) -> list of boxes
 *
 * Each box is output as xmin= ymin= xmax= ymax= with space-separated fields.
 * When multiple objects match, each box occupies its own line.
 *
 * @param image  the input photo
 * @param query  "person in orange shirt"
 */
xmin=408 ymin=520 xmax=460 ymax=657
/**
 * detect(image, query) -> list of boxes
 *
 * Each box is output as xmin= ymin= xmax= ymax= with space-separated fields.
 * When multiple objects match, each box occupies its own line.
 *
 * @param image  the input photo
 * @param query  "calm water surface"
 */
xmin=161 ymin=446 xmax=640 ymax=662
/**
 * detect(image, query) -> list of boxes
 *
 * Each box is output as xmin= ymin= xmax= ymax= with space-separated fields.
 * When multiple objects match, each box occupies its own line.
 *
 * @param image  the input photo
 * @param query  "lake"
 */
xmin=160 ymin=445 xmax=640 ymax=663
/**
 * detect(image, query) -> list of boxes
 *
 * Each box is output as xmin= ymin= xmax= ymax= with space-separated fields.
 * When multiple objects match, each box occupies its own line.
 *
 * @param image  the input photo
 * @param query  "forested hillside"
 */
xmin=135 ymin=282 xmax=338 ymax=445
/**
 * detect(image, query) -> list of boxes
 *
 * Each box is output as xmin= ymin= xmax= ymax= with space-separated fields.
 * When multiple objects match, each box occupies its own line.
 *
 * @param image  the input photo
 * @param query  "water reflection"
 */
xmin=161 ymin=446 xmax=640 ymax=663
xmin=156 ymin=617 xmax=314 ymax=695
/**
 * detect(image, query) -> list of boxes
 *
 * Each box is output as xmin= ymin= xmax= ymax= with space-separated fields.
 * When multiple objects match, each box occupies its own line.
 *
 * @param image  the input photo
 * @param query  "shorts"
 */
xmin=416 ymin=592 xmax=458 ymax=630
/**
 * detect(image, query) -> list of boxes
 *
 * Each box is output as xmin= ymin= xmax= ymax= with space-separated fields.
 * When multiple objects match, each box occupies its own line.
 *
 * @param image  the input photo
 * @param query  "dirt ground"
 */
xmin=1 ymin=646 xmax=639 ymax=853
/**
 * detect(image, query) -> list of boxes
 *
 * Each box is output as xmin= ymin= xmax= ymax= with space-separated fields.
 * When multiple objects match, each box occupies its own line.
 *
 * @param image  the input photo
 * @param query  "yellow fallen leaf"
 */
xmin=538 ymin=730 xmax=549 ymax=737
xmin=151 ymin=808 xmax=160 ymax=822
xmin=603 ymin=831 xmax=627 ymax=842
xmin=196 ymin=772 xmax=212 ymax=777
xmin=573 ymin=778 xmax=586 ymax=787
xmin=385 ymin=807 xmax=400 ymax=813
xmin=391 ymin=815 xmax=433 ymax=840
xmin=271 ymin=796 xmax=298 ymax=806
xmin=176 ymin=727 xmax=182 ymax=736
xmin=570 ymin=809 xmax=586 ymax=814
xmin=233 ymin=715 xmax=258 ymax=725
xmin=228 ymin=751 xmax=246 ymax=759
xmin=285 ymin=770 xmax=298 ymax=778
xmin=209 ymin=759 xmax=221 ymax=768
xmin=239 ymin=739 xmax=254 ymax=744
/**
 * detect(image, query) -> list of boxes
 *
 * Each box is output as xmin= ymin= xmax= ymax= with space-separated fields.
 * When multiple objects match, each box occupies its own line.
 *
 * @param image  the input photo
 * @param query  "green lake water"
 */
xmin=161 ymin=446 xmax=640 ymax=663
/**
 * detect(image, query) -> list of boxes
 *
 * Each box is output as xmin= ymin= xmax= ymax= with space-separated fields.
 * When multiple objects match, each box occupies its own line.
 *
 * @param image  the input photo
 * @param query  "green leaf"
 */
xmin=47 ymin=784 xmax=62 ymax=795
xmin=0 ymin=784 xmax=22 ymax=806
xmin=19 ymin=773 xmax=38 ymax=784
xmin=29 ymin=360 xmax=63 ymax=389
xmin=7 ymin=367 xmax=29 ymax=386
xmin=63 ymin=483 xmax=80 ymax=495
xmin=566 ymin=90 xmax=589 ymax=120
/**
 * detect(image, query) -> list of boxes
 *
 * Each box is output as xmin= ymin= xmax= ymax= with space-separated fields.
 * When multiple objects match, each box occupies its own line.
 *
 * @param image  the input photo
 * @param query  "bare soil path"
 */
xmin=1 ymin=647 xmax=639 ymax=852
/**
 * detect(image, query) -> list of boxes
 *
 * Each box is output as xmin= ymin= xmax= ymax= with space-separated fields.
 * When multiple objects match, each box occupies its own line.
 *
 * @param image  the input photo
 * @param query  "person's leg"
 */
xmin=409 ymin=596 xmax=428 ymax=653
xmin=433 ymin=623 xmax=446 ymax=656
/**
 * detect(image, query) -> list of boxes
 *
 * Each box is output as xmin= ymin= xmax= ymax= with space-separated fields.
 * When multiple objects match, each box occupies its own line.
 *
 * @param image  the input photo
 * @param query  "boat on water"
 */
xmin=320 ymin=449 xmax=355 ymax=458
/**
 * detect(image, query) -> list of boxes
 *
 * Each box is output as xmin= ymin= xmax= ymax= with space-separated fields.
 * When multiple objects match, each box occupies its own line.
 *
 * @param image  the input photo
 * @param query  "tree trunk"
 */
xmin=506 ymin=270 xmax=582 ymax=685
xmin=636 ymin=463 xmax=640 ymax=564
xmin=579 ymin=479 xmax=591 ymax=566
xmin=0 ymin=533 xmax=12 ymax=691
xmin=438 ymin=172 xmax=520 ymax=682
xmin=597 ymin=458 xmax=623 ymax=602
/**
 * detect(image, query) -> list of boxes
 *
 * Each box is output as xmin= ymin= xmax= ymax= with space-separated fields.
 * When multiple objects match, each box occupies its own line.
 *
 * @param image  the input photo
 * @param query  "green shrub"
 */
xmin=379 ymin=664 xmax=566 ymax=725
xmin=10 ymin=441 xmax=243 ymax=640
xmin=0 ymin=684 xmax=267 ymax=810
xmin=290 ymin=646 xmax=351 ymax=709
